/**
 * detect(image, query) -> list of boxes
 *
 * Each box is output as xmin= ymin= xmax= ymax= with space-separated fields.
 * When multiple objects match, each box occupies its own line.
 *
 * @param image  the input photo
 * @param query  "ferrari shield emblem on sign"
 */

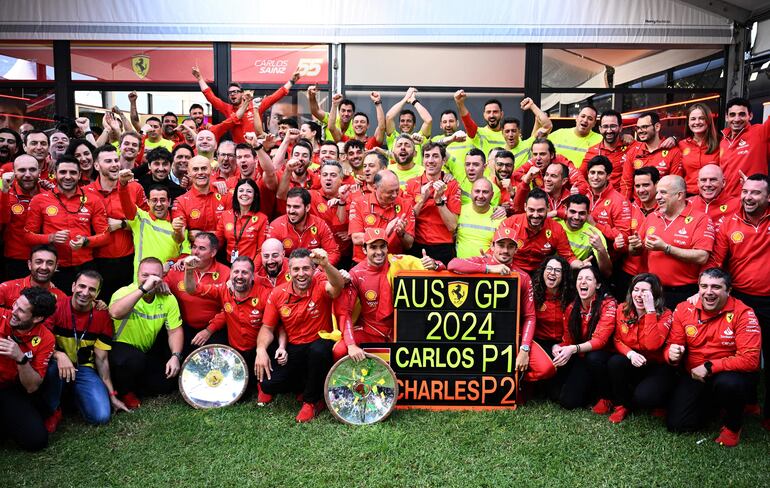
xmin=447 ymin=281 xmax=468 ymax=308
xmin=132 ymin=55 xmax=150 ymax=79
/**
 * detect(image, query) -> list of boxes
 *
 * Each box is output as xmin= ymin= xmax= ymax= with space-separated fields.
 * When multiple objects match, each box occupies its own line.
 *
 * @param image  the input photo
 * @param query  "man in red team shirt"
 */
xmin=581 ymin=110 xmax=634 ymax=190
xmin=405 ymin=142 xmax=460 ymax=265
xmin=512 ymin=162 xmax=575 ymax=216
xmin=86 ymin=145 xmax=149 ymax=301
xmin=334 ymin=227 xmax=443 ymax=362
xmin=708 ymin=174 xmax=770 ymax=430
xmin=620 ymin=112 xmax=683 ymax=198
xmin=328 ymin=92 xmax=385 ymax=150
xmin=719 ymin=97 xmax=770 ymax=197
xmin=192 ymin=63 xmax=300 ymax=144
xmin=634 ymin=175 xmax=713 ymax=309
xmin=0 ymin=287 xmax=57 ymax=451
xmin=309 ymin=161 xmax=352 ymax=269
xmin=585 ymin=155 xmax=631 ymax=243
xmin=164 ymin=232 xmax=230 ymax=355
xmin=687 ymin=164 xmax=739 ymax=225
xmin=0 ymin=245 xmax=67 ymax=308
xmin=268 ymin=187 xmax=340 ymax=265
xmin=499 ymin=188 xmax=583 ymax=274
xmin=349 ymin=170 xmax=415 ymax=263
xmin=665 ymin=268 xmax=761 ymax=446
xmin=23 ymin=130 xmax=50 ymax=175
xmin=255 ymin=247 xmax=345 ymax=422
xmin=1 ymin=154 xmax=46 ymax=279
xmin=24 ymin=156 xmax=110 ymax=291
xmin=172 ymin=155 xmax=232 ymax=240
xmin=275 ymin=138 xmax=320 ymax=209
xmin=448 ymin=222 xmax=551 ymax=380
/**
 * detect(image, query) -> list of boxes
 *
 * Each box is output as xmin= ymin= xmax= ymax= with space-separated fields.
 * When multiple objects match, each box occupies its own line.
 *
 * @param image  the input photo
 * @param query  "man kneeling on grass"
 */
xmin=255 ymin=247 xmax=345 ymax=422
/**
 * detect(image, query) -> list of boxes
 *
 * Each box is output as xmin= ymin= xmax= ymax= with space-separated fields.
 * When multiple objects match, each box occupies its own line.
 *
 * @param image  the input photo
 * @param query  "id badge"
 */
xmin=230 ymin=249 xmax=239 ymax=262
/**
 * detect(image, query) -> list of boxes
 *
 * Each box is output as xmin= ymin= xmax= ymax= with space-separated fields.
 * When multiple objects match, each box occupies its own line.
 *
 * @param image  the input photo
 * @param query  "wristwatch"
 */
xmin=704 ymin=360 xmax=713 ymax=375
xmin=519 ymin=345 xmax=530 ymax=353
xmin=16 ymin=354 xmax=30 ymax=365
xmin=172 ymin=352 xmax=183 ymax=362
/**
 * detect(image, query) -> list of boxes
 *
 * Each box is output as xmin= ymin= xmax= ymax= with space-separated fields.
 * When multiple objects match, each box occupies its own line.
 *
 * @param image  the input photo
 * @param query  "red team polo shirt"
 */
xmin=581 ymin=141 xmax=635 ymax=191
xmin=171 ymin=185 xmax=232 ymax=233
xmin=309 ymin=190 xmax=351 ymax=259
xmin=678 ymin=138 xmax=720 ymax=195
xmin=535 ymin=293 xmax=566 ymax=343
xmin=687 ymin=192 xmax=739 ymax=228
xmin=165 ymin=261 xmax=231 ymax=330
xmin=85 ymin=179 xmax=148 ymax=259
xmin=719 ymin=117 xmax=770 ymax=197
xmin=0 ymin=277 xmax=67 ymax=309
xmin=214 ymin=210 xmax=268 ymax=263
xmin=194 ymin=282 xmax=272 ymax=352
xmin=0 ymin=313 xmax=54 ymax=386
xmin=708 ymin=208 xmax=770 ymax=296
xmin=620 ymin=201 xmax=656 ymax=276
xmin=637 ymin=204 xmax=714 ymax=287
xmin=588 ymin=185 xmax=631 ymax=241
xmin=0 ymin=182 xmax=44 ymax=260
xmin=620 ymin=144 xmax=683 ymax=198
xmin=404 ymin=174 xmax=461 ymax=245
xmin=499 ymin=213 xmax=576 ymax=273
xmin=613 ymin=307 xmax=673 ymax=363
xmin=263 ymin=272 xmax=334 ymax=345
xmin=267 ymin=214 xmax=340 ymax=265
xmin=24 ymin=188 xmax=110 ymax=267
xmin=348 ymin=192 xmax=416 ymax=263
xmin=665 ymin=297 xmax=761 ymax=374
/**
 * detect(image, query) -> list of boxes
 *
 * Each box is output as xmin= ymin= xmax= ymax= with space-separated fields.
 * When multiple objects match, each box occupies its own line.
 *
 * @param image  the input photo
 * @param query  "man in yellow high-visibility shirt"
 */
xmin=502 ymin=97 xmax=553 ymax=170
xmin=385 ymin=87 xmax=432 ymax=167
xmin=548 ymin=105 xmax=602 ymax=169
xmin=433 ymin=109 xmax=478 ymax=181
xmin=454 ymin=90 xmax=506 ymax=157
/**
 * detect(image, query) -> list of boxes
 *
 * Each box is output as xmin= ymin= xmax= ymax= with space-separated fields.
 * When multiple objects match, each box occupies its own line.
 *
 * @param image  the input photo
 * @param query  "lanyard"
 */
xmin=232 ymin=212 xmax=251 ymax=249
xmin=70 ymin=302 xmax=94 ymax=350
xmin=53 ymin=189 xmax=87 ymax=215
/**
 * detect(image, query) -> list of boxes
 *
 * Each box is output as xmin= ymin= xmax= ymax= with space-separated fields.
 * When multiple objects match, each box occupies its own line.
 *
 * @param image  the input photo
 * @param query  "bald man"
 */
xmin=1 ymin=154 xmax=45 ymax=278
xmin=636 ymin=175 xmax=715 ymax=308
xmin=456 ymin=178 xmax=504 ymax=258
xmin=348 ymin=170 xmax=415 ymax=263
xmin=195 ymin=130 xmax=217 ymax=161
xmin=688 ymin=164 xmax=740 ymax=225
xmin=171 ymin=155 xmax=232 ymax=238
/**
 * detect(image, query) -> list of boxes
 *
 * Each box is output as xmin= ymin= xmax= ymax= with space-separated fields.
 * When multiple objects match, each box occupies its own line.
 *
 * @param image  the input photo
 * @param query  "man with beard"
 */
xmin=708 ymin=174 xmax=770 ymax=431
xmin=0 ymin=128 xmax=22 ymax=168
xmin=172 ymin=155 xmax=232 ymax=238
xmin=134 ymin=147 xmax=186 ymax=203
xmin=24 ymin=156 xmax=110 ymax=290
xmin=211 ymin=140 xmax=238 ymax=183
xmin=1 ymin=155 xmax=47 ymax=279
xmin=169 ymin=143 xmax=193 ymax=188
xmin=48 ymin=131 xmax=70 ymax=168
xmin=329 ymin=92 xmax=385 ymax=151
xmin=0 ymin=287 xmax=57 ymax=451
xmin=548 ymin=106 xmax=602 ymax=168
xmin=665 ymin=268 xmax=762 ymax=446
xmin=688 ymin=164 xmax=740 ymax=225
xmin=188 ymin=104 xmax=208 ymax=130
xmin=308 ymin=85 xmax=356 ymax=141
xmin=635 ymin=175 xmax=713 ymax=309
xmin=388 ymin=134 xmax=424 ymax=189
xmin=385 ymin=87 xmax=432 ymax=167
xmin=432 ymin=109 xmax=475 ymax=179
xmin=718 ymin=97 xmax=770 ymax=197
xmin=86 ymin=145 xmax=149 ymax=300
xmin=255 ymin=248 xmax=345 ymax=422
xmin=309 ymin=161 xmax=352 ymax=269
xmin=454 ymin=91 xmax=505 ymax=156
xmin=0 ymin=245 xmax=67 ymax=307
xmin=349 ymin=170 xmax=415 ymax=263
xmin=585 ymin=155 xmax=631 ymax=243
xmin=558 ymin=194 xmax=612 ymax=277
xmin=490 ymin=150 xmax=516 ymax=211
xmin=193 ymin=64 xmax=299 ymax=144
xmin=160 ymin=112 xmax=181 ymax=145
xmin=117 ymin=132 xmax=142 ymax=171
xmin=268 ymin=188 xmax=340 ymax=265
xmin=183 ymin=255 xmax=279 ymax=383
xmin=40 ymin=270 xmax=128 ymax=432
xmin=334 ymin=227 xmax=442 ymax=361
xmin=108 ymin=257 xmax=183 ymax=409
xmin=164 ymin=233 xmax=230 ymax=354
xmin=349 ymin=150 xmax=388 ymax=202
xmin=194 ymin=129 xmax=217 ymax=162
xmin=501 ymin=97 xmax=553 ymax=168
xmin=406 ymin=142 xmax=460 ymax=265
xmin=23 ymin=130 xmax=50 ymax=176
xmin=581 ymin=110 xmax=632 ymax=190
xmin=499 ymin=188 xmax=583 ymax=274
xmin=229 ymin=142 xmax=278 ymax=217
xmin=275 ymin=139 xmax=319 ymax=208
xmin=117 ymin=170 xmax=185 ymax=275
xmin=456 ymin=178 xmax=504 ymax=258
xmin=621 ymin=112 xmax=684 ymax=198
xmin=342 ymin=139 xmax=365 ymax=182
xmin=513 ymin=138 xmax=587 ymax=192
xmin=512 ymin=162 xmax=574 ymax=216
xmin=257 ymin=238 xmax=290 ymax=289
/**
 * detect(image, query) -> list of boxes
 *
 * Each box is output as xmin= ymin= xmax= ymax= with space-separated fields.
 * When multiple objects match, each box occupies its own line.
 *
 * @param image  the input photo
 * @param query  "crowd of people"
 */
xmin=0 ymin=64 xmax=768 ymax=452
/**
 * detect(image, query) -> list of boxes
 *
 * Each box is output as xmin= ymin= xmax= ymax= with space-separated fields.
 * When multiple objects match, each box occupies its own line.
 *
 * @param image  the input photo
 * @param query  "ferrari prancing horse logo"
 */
xmin=132 ymin=55 xmax=150 ymax=79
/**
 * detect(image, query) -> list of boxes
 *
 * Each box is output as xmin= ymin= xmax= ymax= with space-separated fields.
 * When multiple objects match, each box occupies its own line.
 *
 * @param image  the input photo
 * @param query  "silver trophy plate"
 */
xmin=179 ymin=344 xmax=248 ymax=409
xmin=324 ymin=353 xmax=398 ymax=425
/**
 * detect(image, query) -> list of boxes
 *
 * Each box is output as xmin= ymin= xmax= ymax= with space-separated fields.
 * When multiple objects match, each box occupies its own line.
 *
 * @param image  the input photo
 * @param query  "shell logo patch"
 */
xmin=45 ymin=205 xmax=58 ymax=216
xmin=11 ymin=203 xmax=24 ymax=215
xmin=633 ymin=159 xmax=643 ymax=169
xmin=621 ymin=325 xmax=629 ymax=335
xmin=646 ymin=226 xmax=656 ymax=235
xmin=177 ymin=281 xmax=186 ymax=292
xmin=224 ymin=302 xmax=233 ymax=313
xmin=682 ymin=147 xmax=691 ymax=156
xmin=282 ymin=238 xmax=293 ymax=249
xmin=730 ymin=231 xmax=744 ymax=244
xmin=225 ymin=223 xmax=234 ymax=231
xmin=364 ymin=215 xmax=376 ymax=225
xmin=684 ymin=216 xmax=693 ymax=224
xmin=631 ymin=218 xmax=638 ymax=229
xmin=317 ymin=203 xmax=328 ymax=213
xmin=685 ymin=325 xmax=698 ymax=337
xmin=31 ymin=336 xmax=41 ymax=347
xmin=280 ymin=306 xmax=292 ymax=317
xmin=516 ymin=239 xmax=524 ymax=248
xmin=190 ymin=209 xmax=201 ymax=219
xmin=365 ymin=290 xmax=377 ymax=301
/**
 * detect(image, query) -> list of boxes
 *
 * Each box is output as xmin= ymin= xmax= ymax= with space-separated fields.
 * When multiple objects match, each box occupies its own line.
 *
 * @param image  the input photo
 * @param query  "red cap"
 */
xmin=493 ymin=221 xmax=521 ymax=245
xmin=363 ymin=227 xmax=388 ymax=244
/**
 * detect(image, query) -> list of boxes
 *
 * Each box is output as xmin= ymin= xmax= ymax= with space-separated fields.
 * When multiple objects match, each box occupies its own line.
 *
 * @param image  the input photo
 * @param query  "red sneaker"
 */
xmin=761 ymin=418 xmax=770 ymax=432
xmin=44 ymin=408 xmax=62 ymax=434
xmin=592 ymin=398 xmax=612 ymax=415
xmin=120 ymin=392 xmax=141 ymax=410
xmin=651 ymin=408 xmax=667 ymax=418
xmin=256 ymin=385 xmax=273 ymax=406
xmin=608 ymin=405 xmax=629 ymax=424
xmin=744 ymin=403 xmax=761 ymax=416
xmin=714 ymin=426 xmax=741 ymax=447
xmin=295 ymin=402 xmax=320 ymax=423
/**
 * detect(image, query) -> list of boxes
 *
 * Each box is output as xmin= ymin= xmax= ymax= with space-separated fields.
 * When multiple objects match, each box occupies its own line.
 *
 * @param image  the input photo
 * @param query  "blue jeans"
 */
xmin=41 ymin=359 xmax=111 ymax=425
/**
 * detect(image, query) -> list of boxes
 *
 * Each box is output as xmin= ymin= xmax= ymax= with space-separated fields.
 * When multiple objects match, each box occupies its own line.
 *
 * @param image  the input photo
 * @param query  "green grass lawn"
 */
xmin=1 ymin=393 xmax=768 ymax=487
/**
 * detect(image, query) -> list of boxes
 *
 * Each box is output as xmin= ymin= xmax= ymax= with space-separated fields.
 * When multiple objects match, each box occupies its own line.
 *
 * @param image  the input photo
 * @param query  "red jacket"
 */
xmin=562 ymin=297 xmax=617 ymax=351
xmin=620 ymin=144 xmax=683 ymax=198
xmin=171 ymin=185 xmax=232 ymax=233
xmin=202 ymin=85 xmax=288 ymax=143
xmin=614 ymin=306 xmax=672 ymax=363
xmin=719 ymin=117 xmax=770 ymax=196
xmin=267 ymin=213 xmax=340 ymax=265
xmin=0 ymin=181 xmax=43 ymax=260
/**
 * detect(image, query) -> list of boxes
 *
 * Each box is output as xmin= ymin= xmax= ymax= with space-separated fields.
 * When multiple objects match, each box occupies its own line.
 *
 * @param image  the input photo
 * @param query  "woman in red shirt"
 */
xmin=551 ymin=265 xmax=617 ymax=411
xmin=215 ymin=179 xmax=268 ymax=263
xmin=606 ymin=273 xmax=675 ymax=423
xmin=679 ymin=103 xmax=720 ymax=195
xmin=533 ymin=256 xmax=573 ymax=354
xmin=65 ymin=139 xmax=98 ymax=184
